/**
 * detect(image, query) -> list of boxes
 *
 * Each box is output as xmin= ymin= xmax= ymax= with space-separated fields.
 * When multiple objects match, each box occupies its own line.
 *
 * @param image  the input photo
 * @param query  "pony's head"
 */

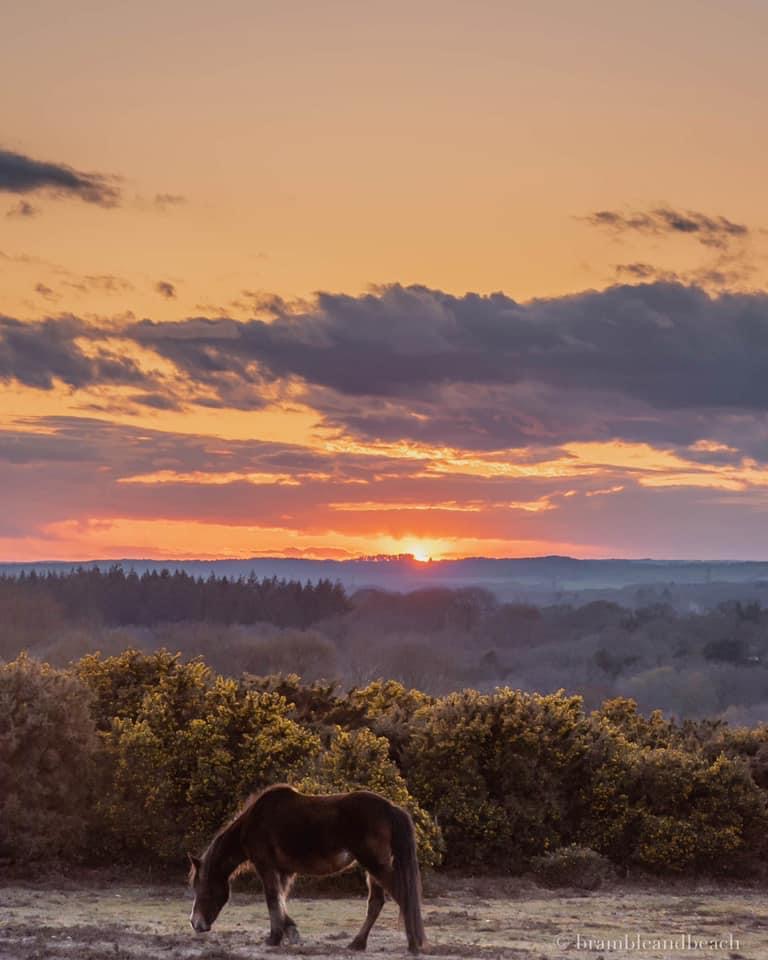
xmin=188 ymin=852 xmax=230 ymax=933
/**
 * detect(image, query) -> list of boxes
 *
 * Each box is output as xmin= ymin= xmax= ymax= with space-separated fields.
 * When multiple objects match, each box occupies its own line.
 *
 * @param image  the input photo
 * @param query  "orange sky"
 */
xmin=3 ymin=1 xmax=768 ymax=561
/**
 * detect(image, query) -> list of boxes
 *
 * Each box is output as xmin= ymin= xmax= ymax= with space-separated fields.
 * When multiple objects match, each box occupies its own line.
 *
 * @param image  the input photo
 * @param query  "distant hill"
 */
xmin=3 ymin=555 xmax=768 ymax=605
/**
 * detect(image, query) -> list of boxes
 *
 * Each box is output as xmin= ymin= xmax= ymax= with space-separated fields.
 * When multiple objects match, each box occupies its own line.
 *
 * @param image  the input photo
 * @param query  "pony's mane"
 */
xmin=188 ymin=784 xmax=296 ymax=884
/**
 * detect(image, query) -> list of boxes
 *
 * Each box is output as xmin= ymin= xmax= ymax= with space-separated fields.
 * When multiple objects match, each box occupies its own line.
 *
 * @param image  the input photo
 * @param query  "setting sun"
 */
xmin=405 ymin=543 xmax=435 ymax=563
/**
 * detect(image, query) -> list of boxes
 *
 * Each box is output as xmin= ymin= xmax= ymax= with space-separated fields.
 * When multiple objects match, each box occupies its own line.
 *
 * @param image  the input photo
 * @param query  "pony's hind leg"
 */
xmin=364 ymin=862 xmax=423 ymax=955
xmin=280 ymin=872 xmax=300 ymax=944
xmin=349 ymin=873 xmax=385 ymax=951
xmin=260 ymin=869 xmax=288 ymax=946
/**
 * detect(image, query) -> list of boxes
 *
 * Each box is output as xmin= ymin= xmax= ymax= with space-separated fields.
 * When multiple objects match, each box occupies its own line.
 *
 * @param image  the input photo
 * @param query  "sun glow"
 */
xmin=405 ymin=542 xmax=435 ymax=563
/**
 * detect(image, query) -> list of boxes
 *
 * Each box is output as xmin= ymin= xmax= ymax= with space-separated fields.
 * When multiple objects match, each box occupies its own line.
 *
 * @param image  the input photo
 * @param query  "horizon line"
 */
xmin=1 ymin=554 xmax=765 ymax=567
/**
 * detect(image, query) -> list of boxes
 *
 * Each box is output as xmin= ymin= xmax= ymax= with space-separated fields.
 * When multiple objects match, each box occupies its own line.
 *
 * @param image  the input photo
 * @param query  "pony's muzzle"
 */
xmin=190 ymin=915 xmax=211 ymax=934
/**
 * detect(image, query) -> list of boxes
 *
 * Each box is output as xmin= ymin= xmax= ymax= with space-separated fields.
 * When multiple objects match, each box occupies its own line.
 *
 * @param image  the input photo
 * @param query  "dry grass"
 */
xmin=1 ymin=877 xmax=767 ymax=959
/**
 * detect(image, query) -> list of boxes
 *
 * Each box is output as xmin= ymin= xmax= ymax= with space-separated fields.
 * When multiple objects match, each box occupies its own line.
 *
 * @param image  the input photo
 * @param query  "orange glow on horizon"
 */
xmin=0 ymin=517 xmax=600 ymax=564
xmin=405 ymin=542 xmax=434 ymax=563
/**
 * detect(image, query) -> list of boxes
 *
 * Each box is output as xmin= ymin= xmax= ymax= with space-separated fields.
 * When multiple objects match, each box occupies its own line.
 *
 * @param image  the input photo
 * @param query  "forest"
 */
xmin=2 ymin=566 xmax=768 ymax=723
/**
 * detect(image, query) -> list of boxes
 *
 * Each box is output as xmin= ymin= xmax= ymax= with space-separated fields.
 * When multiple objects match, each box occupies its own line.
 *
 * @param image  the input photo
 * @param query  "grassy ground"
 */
xmin=1 ymin=876 xmax=766 ymax=959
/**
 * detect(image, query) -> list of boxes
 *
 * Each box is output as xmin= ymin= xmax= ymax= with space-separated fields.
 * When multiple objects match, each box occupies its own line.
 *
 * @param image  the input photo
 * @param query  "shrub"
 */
xmin=595 ymin=697 xmax=675 ymax=749
xmin=348 ymin=680 xmax=433 ymax=764
xmin=245 ymin=674 xmax=362 ymax=730
xmin=75 ymin=648 xmax=194 ymax=730
xmin=95 ymin=665 xmax=320 ymax=862
xmin=7 ymin=650 xmax=768 ymax=879
xmin=403 ymin=688 xmax=592 ymax=870
xmin=576 ymin=729 xmax=768 ymax=874
xmin=0 ymin=654 xmax=98 ymax=861
xmin=531 ymin=844 xmax=615 ymax=890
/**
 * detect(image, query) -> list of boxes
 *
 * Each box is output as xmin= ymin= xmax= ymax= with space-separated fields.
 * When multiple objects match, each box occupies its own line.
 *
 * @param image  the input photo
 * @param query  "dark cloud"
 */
xmin=156 ymin=281 xmax=177 ymax=299
xmin=0 ymin=416 xmax=329 ymax=475
xmin=585 ymin=207 xmax=748 ymax=249
xmin=0 ymin=316 xmax=150 ymax=391
xmin=313 ymin=382 xmax=591 ymax=451
xmin=124 ymin=282 xmax=768 ymax=409
xmin=10 ymin=282 xmax=768 ymax=456
xmin=119 ymin=282 xmax=768 ymax=453
xmin=6 ymin=200 xmax=38 ymax=218
xmin=0 ymin=147 xmax=121 ymax=207
xmin=131 ymin=392 xmax=182 ymax=411
xmin=128 ymin=315 xmax=273 ymax=410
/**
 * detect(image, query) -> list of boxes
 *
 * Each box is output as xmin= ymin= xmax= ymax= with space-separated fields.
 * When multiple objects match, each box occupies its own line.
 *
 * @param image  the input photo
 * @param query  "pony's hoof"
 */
xmin=348 ymin=938 xmax=367 ymax=951
xmin=265 ymin=932 xmax=283 ymax=947
xmin=284 ymin=925 xmax=301 ymax=945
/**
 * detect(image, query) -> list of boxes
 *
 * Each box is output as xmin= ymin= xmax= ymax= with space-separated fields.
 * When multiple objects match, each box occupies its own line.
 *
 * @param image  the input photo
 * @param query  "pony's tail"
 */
xmin=389 ymin=804 xmax=426 ymax=954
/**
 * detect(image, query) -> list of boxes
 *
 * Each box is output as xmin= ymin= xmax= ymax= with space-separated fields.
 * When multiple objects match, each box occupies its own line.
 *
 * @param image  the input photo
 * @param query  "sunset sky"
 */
xmin=3 ymin=0 xmax=768 ymax=561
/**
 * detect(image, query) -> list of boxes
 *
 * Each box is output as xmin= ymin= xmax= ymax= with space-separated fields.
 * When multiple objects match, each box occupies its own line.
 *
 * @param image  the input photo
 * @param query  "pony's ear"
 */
xmin=187 ymin=852 xmax=201 ymax=871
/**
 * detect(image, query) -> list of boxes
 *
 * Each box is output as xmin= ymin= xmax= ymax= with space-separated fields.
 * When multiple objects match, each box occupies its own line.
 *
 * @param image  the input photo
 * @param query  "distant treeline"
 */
xmin=4 ymin=574 xmax=768 ymax=723
xmin=0 ymin=566 xmax=349 ymax=628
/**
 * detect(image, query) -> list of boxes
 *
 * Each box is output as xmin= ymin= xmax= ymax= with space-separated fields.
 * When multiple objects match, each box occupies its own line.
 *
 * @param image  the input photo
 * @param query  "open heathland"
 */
xmin=1 ymin=877 xmax=767 ymax=960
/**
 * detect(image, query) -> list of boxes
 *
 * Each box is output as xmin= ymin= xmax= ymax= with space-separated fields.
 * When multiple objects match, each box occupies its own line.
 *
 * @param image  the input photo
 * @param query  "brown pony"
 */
xmin=188 ymin=784 xmax=426 ymax=954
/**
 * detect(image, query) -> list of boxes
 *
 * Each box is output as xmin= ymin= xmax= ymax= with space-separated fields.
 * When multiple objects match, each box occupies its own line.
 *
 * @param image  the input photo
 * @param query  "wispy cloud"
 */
xmin=1 ymin=415 xmax=768 ymax=560
xmin=6 ymin=200 xmax=38 ymax=218
xmin=0 ymin=147 xmax=121 ymax=207
xmin=584 ymin=207 xmax=748 ymax=250
xmin=63 ymin=274 xmax=134 ymax=295
xmin=613 ymin=260 xmax=755 ymax=290
xmin=614 ymin=262 xmax=681 ymax=283
xmin=153 ymin=193 xmax=186 ymax=211
xmin=33 ymin=282 xmax=56 ymax=301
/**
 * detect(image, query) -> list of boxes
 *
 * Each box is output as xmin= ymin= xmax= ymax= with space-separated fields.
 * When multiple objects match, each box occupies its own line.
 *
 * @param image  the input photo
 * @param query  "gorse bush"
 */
xmin=75 ymin=648 xmax=192 ymax=730
xmin=0 ymin=654 xmax=99 ymax=860
xmin=573 ymin=698 xmax=768 ymax=874
xmin=3 ymin=650 xmax=768 ymax=877
xmin=82 ymin=652 xmax=321 ymax=861
xmin=403 ymin=688 xmax=593 ymax=869
xmin=74 ymin=651 xmax=438 ymax=866
xmin=576 ymin=736 xmax=767 ymax=874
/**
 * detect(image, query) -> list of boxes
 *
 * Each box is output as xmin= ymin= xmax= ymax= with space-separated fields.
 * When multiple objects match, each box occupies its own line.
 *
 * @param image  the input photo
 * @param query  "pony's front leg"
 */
xmin=349 ymin=874 xmax=385 ymax=951
xmin=260 ymin=869 xmax=287 ymax=946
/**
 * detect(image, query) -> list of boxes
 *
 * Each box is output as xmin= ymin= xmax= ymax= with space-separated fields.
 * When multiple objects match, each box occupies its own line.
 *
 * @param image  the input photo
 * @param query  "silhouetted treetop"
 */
xmin=0 ymin=565 xmax=349 ymax=628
